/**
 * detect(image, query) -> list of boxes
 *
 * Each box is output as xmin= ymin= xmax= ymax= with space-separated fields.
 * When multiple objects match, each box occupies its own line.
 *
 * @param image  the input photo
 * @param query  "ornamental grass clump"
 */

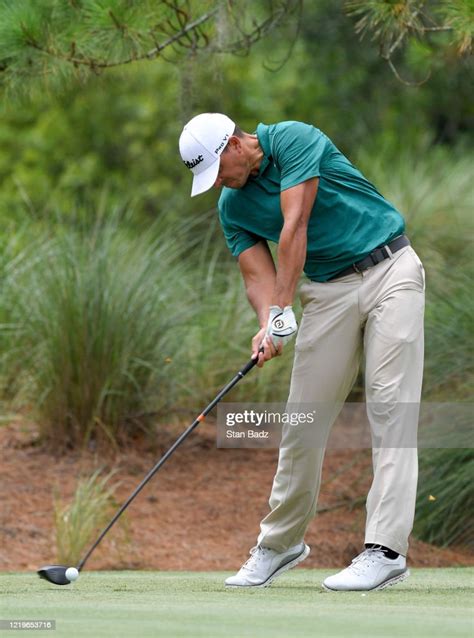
xmin=54 ymin=469 xmax=123 ymax=566
xmin=415 ymin=448 xmax=474 ymax=549
xmin=2 ymin=213 xmax=193 ymax=447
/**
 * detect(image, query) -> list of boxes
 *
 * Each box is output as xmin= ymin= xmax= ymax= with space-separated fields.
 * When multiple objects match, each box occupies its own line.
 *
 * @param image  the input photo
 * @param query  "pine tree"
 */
xmin=346 ymin=0 xmax=473 ymax=83
xmin=0 ymin=1 xmax=471 ymax=94
xmin=0 ymin=0 xmax=302 ymax=95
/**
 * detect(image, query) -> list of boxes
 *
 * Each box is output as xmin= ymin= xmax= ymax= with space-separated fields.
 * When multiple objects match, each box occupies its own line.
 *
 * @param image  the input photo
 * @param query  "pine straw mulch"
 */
xmin=1 ymin=419 xmax=472 ymax=573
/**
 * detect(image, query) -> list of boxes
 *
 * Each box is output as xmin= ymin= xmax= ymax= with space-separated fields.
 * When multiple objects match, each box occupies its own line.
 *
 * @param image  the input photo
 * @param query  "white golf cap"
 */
xmin=179 ymin=113 xmax=235 ymax=197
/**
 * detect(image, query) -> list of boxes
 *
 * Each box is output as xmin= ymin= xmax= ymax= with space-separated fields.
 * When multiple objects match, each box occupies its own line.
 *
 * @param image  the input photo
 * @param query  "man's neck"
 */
xmin=244 ymin=134 xmax=264 ymax=176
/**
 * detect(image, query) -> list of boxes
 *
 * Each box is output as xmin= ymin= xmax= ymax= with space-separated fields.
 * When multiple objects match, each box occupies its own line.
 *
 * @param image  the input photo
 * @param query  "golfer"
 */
xmin=179 ymin=114 xmax=425 ymax=591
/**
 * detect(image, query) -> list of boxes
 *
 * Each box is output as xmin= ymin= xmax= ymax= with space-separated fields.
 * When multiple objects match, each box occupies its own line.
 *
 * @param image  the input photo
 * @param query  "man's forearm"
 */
xmin=272 ymin=177 xmax=318 ymax=307
xmin=272 ymin=224 xmax=307 ymax=307
xmin=238 ymin=241 xmax=278 ymax=328
xmin=246 ymin=278 xmax=275 ymax=328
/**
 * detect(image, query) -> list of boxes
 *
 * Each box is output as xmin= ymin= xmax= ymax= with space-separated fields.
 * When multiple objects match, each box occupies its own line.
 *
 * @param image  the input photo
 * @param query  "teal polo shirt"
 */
xmin=218 ymin=121 xmax=405 ymax=282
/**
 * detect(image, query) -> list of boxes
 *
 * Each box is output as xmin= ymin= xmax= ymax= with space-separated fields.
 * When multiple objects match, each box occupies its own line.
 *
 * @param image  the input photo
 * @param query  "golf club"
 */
xmin=38 ymin=350 xmax=262 ymax=585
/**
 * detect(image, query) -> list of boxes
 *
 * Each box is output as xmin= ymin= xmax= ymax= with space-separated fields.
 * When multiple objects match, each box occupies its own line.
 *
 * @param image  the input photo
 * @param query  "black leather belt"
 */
xmin=329 ymin=235 xmax=410 ymax=281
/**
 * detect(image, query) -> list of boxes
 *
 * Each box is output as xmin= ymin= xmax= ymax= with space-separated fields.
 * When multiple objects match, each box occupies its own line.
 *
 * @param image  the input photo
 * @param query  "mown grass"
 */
xmin=1 ymin=569 xmax=473 ymax=638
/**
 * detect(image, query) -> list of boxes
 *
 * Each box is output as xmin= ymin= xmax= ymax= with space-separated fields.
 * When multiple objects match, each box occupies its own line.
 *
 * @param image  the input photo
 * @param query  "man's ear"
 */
xmin=227 ymin=135 xmax=242 ymax=152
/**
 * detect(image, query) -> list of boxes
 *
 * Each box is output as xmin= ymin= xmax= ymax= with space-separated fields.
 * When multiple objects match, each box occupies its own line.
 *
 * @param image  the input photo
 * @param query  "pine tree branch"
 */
xmin=0 ymin=1 xmax=302 ymax=89
xmin=386 ymin=56 xmax=432 ymax=87
xmin=21 ymin=7 xmax=219 ymax=71
xmin=144 ymin=8 xmax=219 ymax=60
xmin=216 ymin=1 xmax=299 ymax=54
xmin=421 ymin=26 xmax=454 ymax=32
xmin=383 ymin=28 xmax=408 ymax=59
xmin=344 ymin=1 xmax=467 ymax=85
xmin=108 ymin=10 xmax=126 ymax=34
xmin=263 ymin=0 xmax=303 ymax=72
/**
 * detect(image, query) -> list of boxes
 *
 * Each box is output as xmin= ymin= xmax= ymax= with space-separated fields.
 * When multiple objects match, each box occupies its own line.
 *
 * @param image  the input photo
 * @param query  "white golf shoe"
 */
xmin=225 ymin=542 xmax=310 ymax=588
xmin=322 ymin=546 xmax=409 ymax=592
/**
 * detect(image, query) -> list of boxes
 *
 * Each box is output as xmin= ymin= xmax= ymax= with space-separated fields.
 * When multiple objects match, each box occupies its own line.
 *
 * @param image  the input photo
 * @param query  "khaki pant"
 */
xmin=258 ymin=246 xmax=425 ymax=556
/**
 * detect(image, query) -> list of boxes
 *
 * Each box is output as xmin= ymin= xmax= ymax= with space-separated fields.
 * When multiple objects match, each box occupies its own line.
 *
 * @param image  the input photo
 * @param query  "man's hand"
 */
xmin=266 ymin=306 xmax=298 ymax=347
xmin=251 ymin=326 xmax=279 ymax=368
xmin=251 ymin=306 xmax=298 ymax=368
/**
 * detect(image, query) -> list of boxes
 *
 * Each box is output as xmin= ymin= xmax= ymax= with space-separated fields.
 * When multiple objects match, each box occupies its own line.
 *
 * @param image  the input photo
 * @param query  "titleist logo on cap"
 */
xmin=183 ymin=155 xmax=204 ymax=169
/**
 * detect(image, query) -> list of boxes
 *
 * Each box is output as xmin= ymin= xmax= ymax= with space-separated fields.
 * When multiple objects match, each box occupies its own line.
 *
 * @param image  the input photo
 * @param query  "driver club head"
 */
xmin=37 ymin=565 xmax=71 ymax=586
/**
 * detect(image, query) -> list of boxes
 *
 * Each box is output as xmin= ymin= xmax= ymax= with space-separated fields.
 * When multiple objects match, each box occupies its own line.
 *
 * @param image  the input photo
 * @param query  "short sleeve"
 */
xmin=270 ymin=122 xmax=327 ymax=192
xmin=218 ymin=202 xmax=260 ymax=258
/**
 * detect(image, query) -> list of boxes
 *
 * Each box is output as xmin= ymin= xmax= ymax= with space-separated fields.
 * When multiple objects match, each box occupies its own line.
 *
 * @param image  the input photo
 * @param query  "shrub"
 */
xmin=424 ymin=272 xmax=474 ymax=399
xmin=415 ymin=448 xmax=474 ymax=549
xmin=54 ymin=469 xmax=124 ymax=566
xmin=1 ymin=212 xmax=194 ymax=446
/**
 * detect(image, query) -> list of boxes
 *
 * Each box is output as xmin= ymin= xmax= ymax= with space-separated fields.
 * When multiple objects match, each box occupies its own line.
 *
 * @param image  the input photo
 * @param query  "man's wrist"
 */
xmin=272 ymin=292 xmax=294 ymax=308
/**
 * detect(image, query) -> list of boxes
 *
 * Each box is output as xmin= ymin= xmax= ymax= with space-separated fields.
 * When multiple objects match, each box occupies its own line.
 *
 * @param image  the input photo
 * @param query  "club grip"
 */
xmin=239 ymin=347 xmax=264 ymax=377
